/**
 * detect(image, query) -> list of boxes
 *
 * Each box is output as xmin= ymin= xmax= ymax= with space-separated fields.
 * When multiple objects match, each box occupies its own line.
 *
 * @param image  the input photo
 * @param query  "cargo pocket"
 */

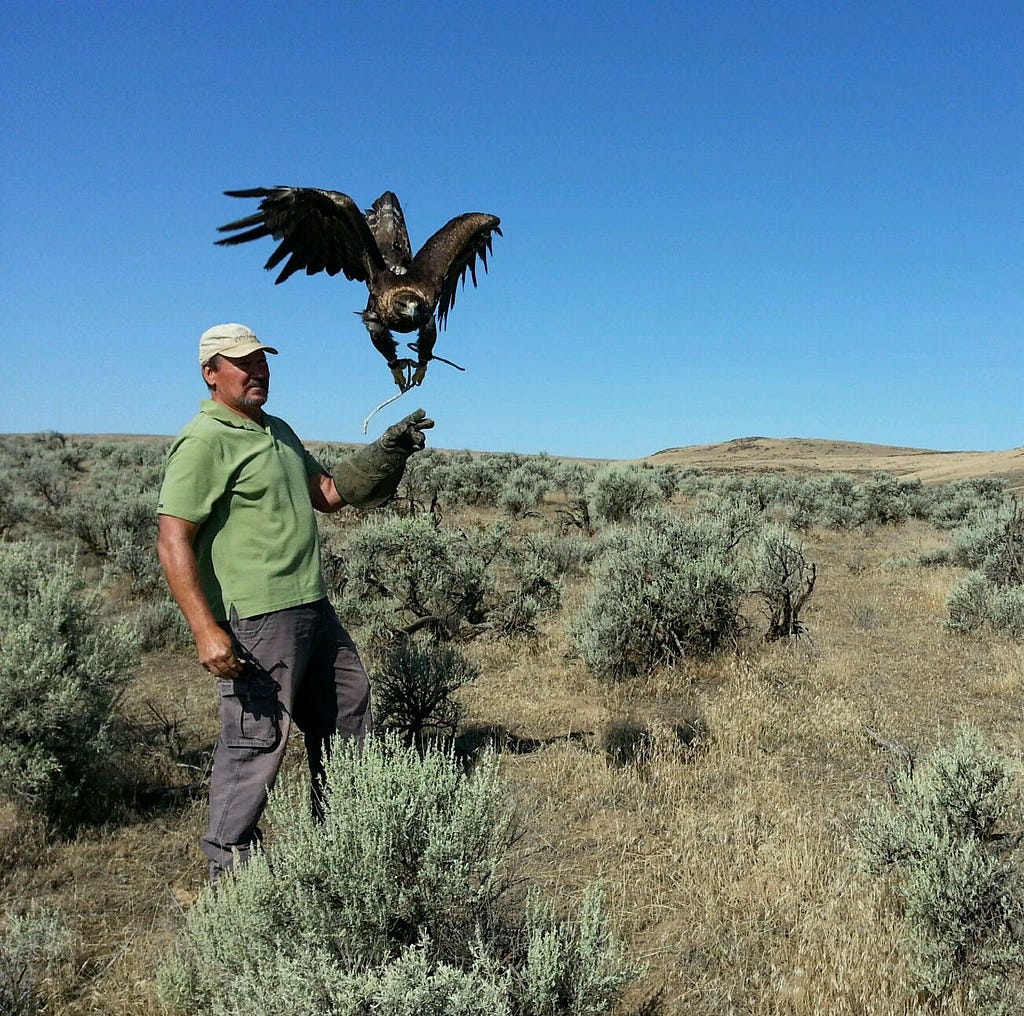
xmin=217 ymin=676 xmax=280 ymax=751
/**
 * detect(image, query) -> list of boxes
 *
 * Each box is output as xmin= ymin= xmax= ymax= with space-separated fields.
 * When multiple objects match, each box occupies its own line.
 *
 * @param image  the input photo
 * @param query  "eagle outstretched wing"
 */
xmin=215 ymin=187 xmax=385 ymax=284
xmin=414 ymin=213 xmax=503 ymax=329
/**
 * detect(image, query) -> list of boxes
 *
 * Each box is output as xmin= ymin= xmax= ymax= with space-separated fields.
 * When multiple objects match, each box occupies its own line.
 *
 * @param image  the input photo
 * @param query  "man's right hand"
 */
xmin=158 ymin=514 xmax=243 ymax=678
xmin=195 ymin=625 xmax=243 ymax=678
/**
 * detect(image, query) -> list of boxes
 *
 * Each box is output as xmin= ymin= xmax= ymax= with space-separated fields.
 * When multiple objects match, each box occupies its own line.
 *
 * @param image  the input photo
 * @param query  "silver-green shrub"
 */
xmin=0 ymin=907 xmax=74 ymax=1016
xmin=0 ymin=437 xmax=169 ymax=603
xmin=585 ymin=466 xmax=666 ymax=526
xmin=812 ymin=473 xmax=860 ymax=529
xmin=860 ymin=728 xmax=1024 ymax=1011
xmin=336 ymin=514 xmax=494 ymax=638
xmin=498 ymin=463 xmax=552 ymax=518
xmin=0 ymin=472 xmax=32 ymax=538
xmin=158 ymin=735 xmax=635 ymax=1016
xmin=332 ymin=516 xmax=560 ymax=642
xmin=947 ymin=573 xmax=994 ymax=635
xmin=950 ymin=502 xmax=1024 ymax=587
xmin=854 ymin=474 xmax=917 ymax=525
xmin=946 ymin=502 xmax=1024 ymax=635
xmin=635 ymin=462 xmax=679 ymax=499
xmin=396 ymin=448 xmax=488 ymax=514
xmin=989 ymin=585 xmax=1024 ymax=638
xmin=131 ymin=597 xmax=193 ymax=652
xmin=916 ymin=546 xmax=952 ymax=567
xmin=396 ymin=451 xmax=581 ymax=516
xmin=55 ymin=475 xmax=157 ymax=565
xmin=517 ymin=889 xmax=633 ymax=1016
xmin=0 ymin=541 xmax=135 ymax=821
xmin=921 ymin=478 xmax=1006 ymax=529
xmin=572 ymin=508 xmax=750 ymax=679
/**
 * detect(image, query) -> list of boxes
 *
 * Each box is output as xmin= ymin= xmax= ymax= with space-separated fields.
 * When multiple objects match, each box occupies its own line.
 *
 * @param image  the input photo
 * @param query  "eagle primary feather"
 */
xmin=216 ymin=187 xmax=501 ymax=389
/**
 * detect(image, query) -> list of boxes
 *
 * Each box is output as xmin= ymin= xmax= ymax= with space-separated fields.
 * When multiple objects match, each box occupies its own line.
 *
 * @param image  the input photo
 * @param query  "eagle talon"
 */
xmin=388 ymin=358 xmax=416 ymax=391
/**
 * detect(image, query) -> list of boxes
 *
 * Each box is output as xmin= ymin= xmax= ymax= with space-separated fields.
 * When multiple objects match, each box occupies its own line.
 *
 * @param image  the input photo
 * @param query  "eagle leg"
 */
xmin=408 ymin=319 xmax=438 ymax=387
xmin=361 ymin=310 xmax=414 ymax=390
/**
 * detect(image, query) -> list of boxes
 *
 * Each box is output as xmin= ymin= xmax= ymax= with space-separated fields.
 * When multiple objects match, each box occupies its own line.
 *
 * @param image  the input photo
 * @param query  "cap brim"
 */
xmin=203 ymin=340 xmax=279 ymax=364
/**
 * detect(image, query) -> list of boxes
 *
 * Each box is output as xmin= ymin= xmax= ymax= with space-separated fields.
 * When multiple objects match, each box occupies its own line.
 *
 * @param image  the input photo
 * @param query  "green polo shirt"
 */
xmin=158 ymin=399 xmax=328 ymax=621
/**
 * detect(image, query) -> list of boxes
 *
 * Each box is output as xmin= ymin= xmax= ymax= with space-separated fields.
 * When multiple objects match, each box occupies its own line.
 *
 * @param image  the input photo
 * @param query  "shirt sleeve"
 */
xmin=303 ymin=446 xmax=327 ymax=477
xmin=157 ymin=435 xmax=224 ymax=524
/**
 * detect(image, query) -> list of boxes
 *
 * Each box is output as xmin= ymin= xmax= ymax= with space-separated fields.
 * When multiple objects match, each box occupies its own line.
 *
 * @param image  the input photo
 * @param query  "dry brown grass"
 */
xmin=5 ymin=440 xmax=1024 ymax=1013
xmin=453 ymin=517 xmax=1023 ymax=1014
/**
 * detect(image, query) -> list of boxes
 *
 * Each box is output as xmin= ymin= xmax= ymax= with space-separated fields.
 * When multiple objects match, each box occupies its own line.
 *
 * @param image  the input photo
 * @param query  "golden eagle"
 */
xmin=216 ymin=188 xmax=501 ymax=390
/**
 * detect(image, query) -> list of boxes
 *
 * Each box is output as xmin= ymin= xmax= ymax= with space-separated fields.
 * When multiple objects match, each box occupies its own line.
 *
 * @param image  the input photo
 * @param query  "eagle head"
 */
xmin=380 ymin=287 xmax=432 ymax=333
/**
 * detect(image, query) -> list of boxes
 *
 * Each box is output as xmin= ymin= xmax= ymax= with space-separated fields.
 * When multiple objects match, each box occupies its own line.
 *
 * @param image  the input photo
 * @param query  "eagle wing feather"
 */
xmin=216 ymin=187 xmax=385 ymax=285
xmin=364 ymin=192 xmax=413 ymax=272
xmin=411 ymin=213 xmax=502 ymax=329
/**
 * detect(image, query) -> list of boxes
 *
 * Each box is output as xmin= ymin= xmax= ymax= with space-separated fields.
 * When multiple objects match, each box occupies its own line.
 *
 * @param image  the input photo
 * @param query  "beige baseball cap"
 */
xmin=199 ymin=323 xmax=279 ymax=365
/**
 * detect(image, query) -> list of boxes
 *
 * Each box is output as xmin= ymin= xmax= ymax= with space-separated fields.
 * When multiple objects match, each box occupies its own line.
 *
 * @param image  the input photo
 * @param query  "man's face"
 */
xmin=204 ymin=351 xmax=271 ymax=419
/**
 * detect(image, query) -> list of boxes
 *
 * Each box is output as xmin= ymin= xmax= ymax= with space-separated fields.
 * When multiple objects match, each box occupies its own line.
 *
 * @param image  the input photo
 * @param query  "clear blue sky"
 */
xmin=4 ymin=1 xmax=1022 ymax=459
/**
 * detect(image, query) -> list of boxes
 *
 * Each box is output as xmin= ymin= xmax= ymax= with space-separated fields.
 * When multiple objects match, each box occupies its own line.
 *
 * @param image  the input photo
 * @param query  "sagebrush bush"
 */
xmin=5 ymin=439 xmax=169 ymax=605
xmin=158 ymin=734 xmax=635 ymax=1016
xmin=860 ymin=728 xmax=1024 ymax=1011
xmin=131 ymin=597 xmax=193 ymax=652
xmin=916 ymin=546 xmax=952 ymax=567
xmin=0 ymin=541 xmax=136 ymax=822
xmin=330 ymin=515 xmax=560 ymax=642
xmin=572 ymin=508 xmax=750 ymax=679
xmin=517 ymin=889 xmax=634 ymax=1015
xmin=498 ymin=464 xmax=551 ymax=518
xmin=395 ymin=450 xmax=584 ymax=517
xmin=946 ymin=572 xmax=994 ymax=635
xmin=921 ymin=477 xmax=1006 ymax=528
xmin=585 ymin=465 xmax=666 ymax=525
xmin=0 ymin=907 xmax=74 ymax=1016
xmin=55 ymin=474 xmax=158 ymax=563
xmin=988 ymin=585 xmax=1024 ymax=638
xmin=855 ymin=474 xmax=917 ymax=525
xmin=0 ymin=473 xmax=31 ymax=538
xmin=370 ymin=636 xmax=480 ymax=748
xmin=949 ymin=502 xmax=1024 ymax=586
xmin=335 ymin=514 xmax=494 ymax=638
xmin=17 ymin=450 xmax=76 ymax=510
xmin=749 ymin=524 xmax=817 ymax=640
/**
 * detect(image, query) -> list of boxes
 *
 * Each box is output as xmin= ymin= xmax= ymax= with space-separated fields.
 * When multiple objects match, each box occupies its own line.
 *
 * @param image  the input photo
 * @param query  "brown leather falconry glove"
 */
xmin=331 ymin=409 xmax=435 ymax=509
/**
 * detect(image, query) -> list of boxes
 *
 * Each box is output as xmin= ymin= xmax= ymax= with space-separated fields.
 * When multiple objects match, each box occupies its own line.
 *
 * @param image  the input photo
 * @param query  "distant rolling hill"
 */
xmin=641 ymin=437 xmax=1024 ymax=490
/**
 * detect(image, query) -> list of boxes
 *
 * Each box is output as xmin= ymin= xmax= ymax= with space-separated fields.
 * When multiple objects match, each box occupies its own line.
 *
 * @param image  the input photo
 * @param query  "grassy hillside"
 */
xmin=644 ymin=436 xmax=1024 ymax=489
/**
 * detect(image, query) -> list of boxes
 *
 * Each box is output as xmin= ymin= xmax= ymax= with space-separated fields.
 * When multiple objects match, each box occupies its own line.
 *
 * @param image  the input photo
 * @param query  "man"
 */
xmin=157 ymin=322 xmax=432 ymax=881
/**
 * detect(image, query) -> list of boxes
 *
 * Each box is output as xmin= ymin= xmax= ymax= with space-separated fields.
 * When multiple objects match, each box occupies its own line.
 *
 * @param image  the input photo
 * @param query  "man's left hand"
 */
xmin=379 ymin=409 xmax=434 ymax=454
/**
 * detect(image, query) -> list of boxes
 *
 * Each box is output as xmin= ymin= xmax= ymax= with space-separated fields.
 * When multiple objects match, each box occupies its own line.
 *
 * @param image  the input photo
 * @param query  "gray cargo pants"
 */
xmin=203 ymin=597 xmax=372 ymax=882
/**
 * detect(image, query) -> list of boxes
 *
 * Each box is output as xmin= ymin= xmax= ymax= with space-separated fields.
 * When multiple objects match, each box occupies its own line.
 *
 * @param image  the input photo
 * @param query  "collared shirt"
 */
xmin=158 ymin=399 xmax=327 ymax=620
